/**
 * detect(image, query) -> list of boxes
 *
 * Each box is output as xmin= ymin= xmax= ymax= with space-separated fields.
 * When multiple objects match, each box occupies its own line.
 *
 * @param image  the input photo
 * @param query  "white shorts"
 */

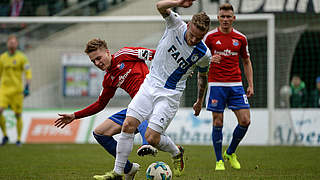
xmin=127 ymin=79 xmax=182 ymax=134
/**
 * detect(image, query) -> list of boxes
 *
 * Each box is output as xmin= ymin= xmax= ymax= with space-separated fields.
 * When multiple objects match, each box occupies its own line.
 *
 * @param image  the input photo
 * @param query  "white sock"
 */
xmin=156 ymin=134 xmax=180 ymax=157
xmin=114 ymin=131 xmax=135 ymax=175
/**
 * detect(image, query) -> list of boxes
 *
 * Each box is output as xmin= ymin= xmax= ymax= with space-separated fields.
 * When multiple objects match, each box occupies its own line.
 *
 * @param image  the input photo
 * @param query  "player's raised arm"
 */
xmin=156 ymin=0 xmax=195 ymax=17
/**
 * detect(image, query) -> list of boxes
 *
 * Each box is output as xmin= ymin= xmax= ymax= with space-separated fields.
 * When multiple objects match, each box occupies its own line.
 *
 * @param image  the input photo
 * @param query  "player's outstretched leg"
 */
xmin=137 ymin=145 xmax=158 ymax=157
xmin=93 ymin=132 xmax=135 ymax=174
xmin=172 ymin=145 xmax=185 ymax=177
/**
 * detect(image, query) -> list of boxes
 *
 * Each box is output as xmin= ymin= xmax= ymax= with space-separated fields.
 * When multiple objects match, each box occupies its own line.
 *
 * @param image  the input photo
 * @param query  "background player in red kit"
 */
xmin=204 ymin=3 xmax=254 ymax=171
xmin=54 ymin=38 xmax=156 ymax=180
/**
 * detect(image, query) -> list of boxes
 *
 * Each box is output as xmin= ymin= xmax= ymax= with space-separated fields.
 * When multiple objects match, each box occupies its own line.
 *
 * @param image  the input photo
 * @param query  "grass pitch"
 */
xmin=0 ymin=144 xmax=319 ymax=180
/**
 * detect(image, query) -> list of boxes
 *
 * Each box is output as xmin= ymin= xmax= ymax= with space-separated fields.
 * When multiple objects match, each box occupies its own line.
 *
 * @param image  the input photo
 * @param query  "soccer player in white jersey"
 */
xmin=204 ymin=3 xmax=254 ymax=171
xmin=93 ymin=0 xmax=212 ymax=179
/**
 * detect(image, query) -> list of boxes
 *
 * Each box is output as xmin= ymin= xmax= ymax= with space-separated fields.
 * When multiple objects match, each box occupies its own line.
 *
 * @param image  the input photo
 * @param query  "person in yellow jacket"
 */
xmin=0 ymin=35 xmax=32 ymax=146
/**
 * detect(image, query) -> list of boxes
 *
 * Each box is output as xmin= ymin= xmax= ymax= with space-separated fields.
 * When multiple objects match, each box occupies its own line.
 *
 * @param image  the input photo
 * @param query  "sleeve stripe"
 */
xmin=114 ymin=51 xmax=139 ymax=58
xmin=114 ymin=49 xmax=139 ymax=58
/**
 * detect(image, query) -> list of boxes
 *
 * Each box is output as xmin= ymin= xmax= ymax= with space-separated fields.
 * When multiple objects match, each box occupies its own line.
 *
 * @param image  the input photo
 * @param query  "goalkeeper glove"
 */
xmin=24 ymin=84 xmax=30 ymax=97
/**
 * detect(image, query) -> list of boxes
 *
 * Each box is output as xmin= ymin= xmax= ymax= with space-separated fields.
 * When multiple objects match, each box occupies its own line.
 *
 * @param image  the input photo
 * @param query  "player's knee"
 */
xmin=213 ymin=120 xmax=223 ymax=127
xmin=213 ymin=114 xmax=223 ymax=126
xmin=145 ymin=135 xmax=158 ymax=146
xmin=145 ymin=131 xmax=160 ymax=146
xmin=239 ymin=116 xmax=250 ymax=127
xmin=93 ymin=127 xmax=104 ymax=135
xmin=122 ymin=120 xmax=138 ymax=133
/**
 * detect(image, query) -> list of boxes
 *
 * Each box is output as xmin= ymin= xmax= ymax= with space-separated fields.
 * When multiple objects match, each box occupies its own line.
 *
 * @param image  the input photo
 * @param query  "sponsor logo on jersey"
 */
xmin=168 ymin=45 xmax=189 ymax=69
xmin=211 ymin=99 xmax=218 ymax=107
xmin=214 ymin=49 xmax=238 ymax=56
xmin=216 ymin=40 xmax=221 ymax=45
xmin=117 ymin=63 xmax=125 ymax=70
xmin=117 ymin=69 xmax=132 ymax=87
xmin=191 ymin=53 xmax=199 ymax=62
xmin=232 ymin=39 xmax=239 ymax=46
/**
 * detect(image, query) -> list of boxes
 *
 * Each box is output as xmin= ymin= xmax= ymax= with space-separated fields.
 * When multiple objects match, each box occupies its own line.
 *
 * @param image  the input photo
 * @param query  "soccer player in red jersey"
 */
xmin=54 ymin=38 xmax=157 ymax=180
xmin=204 ymin=3 xmax=254 ymax=171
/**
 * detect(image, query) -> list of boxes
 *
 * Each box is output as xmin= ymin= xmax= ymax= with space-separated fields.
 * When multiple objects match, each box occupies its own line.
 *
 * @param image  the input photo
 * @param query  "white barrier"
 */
xmin=0 ymin=108 xmax=319 ymax=146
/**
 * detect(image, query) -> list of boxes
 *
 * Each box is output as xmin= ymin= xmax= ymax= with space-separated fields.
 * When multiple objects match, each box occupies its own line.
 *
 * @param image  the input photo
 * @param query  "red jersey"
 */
xmin=74 ymin=47 xmax=155 ymax=119
xmin=204 ymin=28 xmax=250 ymax=83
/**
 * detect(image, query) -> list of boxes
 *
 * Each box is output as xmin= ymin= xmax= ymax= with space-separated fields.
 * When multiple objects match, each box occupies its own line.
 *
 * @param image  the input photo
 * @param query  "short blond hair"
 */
xmin=7 ymin=34 xmax=18 ymax=42
xmin=85 ymin=38 xmax=108 ymax=54
xmin=219 ymin=3 xmax=234 ymax=12
xmin=191 ymin=11 xmax=210 ymax=32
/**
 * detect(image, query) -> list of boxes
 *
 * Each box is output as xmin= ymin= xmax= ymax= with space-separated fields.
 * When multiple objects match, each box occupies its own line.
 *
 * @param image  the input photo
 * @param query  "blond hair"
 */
xmin=85 ymin=38 xmax=108 ymax=54
xmin=191 ymin=11 xmax=210 ymax=32
xmin=219 ymin=3 xmax=234 ymax=12
xmin=7 ymin=34 xmax=18 ymax=42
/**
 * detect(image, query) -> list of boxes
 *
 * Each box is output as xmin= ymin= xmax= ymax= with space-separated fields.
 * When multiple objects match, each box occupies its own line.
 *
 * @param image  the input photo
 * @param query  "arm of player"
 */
xmin=23 ymin=79 xmax=31 ymax=97
xmin=211 ymin=54 xmax=221 ymax=64
xmin=242 ymin=57 xmax=254 ymax=98
xmin=54 ymin=113 xmax=76 ymax=129
xmin=193 ymin=72 xmax=208 ymax=116
xmin=156 ymin=0 xmax=195 ymax=17
xmin=24 ymin=63 xmax=32 ymax=97
xmin=54 ymin=87 xmax=115 ymax=129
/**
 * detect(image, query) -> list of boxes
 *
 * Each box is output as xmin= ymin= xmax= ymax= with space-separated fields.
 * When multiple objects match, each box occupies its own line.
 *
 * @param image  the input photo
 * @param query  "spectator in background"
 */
xmin=0 ymin=35 xmax=32 ymax=146
xmin=290 ymin=75 xmax=308 ymax=107
xmin=10 ymin=0 xmax=24 ymax=17
xmin=308 ymin=76 xmax=320 ymax=107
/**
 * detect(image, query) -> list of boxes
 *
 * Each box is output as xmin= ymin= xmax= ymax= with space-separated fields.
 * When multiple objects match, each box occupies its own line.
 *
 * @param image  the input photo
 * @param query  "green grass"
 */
xmin=0 ymin=144 xmax=319 ymax=179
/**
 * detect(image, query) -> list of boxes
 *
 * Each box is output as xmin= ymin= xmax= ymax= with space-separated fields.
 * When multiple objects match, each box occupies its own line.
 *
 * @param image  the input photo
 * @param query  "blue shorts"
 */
xmin=206 ymin=86 xmax=250 ymax=112
xmin=109 ymin=109 xmax=148 ymax=133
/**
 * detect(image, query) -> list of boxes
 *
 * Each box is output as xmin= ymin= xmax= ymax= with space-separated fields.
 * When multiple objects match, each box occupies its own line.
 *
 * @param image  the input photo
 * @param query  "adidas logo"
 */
xmin=216 ymin=40 xmax=221 ymax=45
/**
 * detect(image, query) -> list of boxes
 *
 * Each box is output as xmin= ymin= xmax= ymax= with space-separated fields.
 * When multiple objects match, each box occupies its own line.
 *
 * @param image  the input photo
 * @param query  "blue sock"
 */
xmin=93 ymin=132 xmax=132 ymax=174
xmin=212 ymin=126 xmax=223 ymax=161
xmin=227 ymin=124 xmax=248 ymax=155
xmin=137 ymin=120 xmax=149 ymax=145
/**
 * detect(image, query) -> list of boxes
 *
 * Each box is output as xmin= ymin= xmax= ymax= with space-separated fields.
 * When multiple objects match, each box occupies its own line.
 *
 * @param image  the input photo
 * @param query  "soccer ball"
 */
xmin=146 ymin=161 xmax=172 ymax=180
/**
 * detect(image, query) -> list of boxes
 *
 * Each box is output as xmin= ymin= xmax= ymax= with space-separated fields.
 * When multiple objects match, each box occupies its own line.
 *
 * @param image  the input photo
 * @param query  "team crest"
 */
xmin=13 ymin=60 xmax=16 ymax=65
xmin=117 ymin=63 xmax=125 ymax=70
xmin=232 ymin=39 xmax=239 ymax=46
xmin=191 ymin=54 xmax=199 ymax=62
xmin=211 ymin=99 xmax=218 ymax=107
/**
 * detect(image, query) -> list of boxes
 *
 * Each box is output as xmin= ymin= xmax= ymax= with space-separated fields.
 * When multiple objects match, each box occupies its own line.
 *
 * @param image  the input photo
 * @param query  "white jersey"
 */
xmin=146 ymin=11 xmax=211 ymax=91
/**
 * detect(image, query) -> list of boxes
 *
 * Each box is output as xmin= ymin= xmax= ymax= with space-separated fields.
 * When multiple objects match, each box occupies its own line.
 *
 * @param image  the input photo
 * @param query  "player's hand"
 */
xmin=211 ymin=55 xmax=221 ymax=64
xmin=23 ymin=84 xmax=30 ymax=97
xmin=177 ymin=0 xmax=195 ymax=8
xmin=246 ymin=86 xmax=254 ymax=98
xmin=54 ymin=113 xmax=75 ymax=129
xmin=193 ymin=99 xmax=202 ymax=116
xmin=189 ymin=71 xmax=194 ymax=78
